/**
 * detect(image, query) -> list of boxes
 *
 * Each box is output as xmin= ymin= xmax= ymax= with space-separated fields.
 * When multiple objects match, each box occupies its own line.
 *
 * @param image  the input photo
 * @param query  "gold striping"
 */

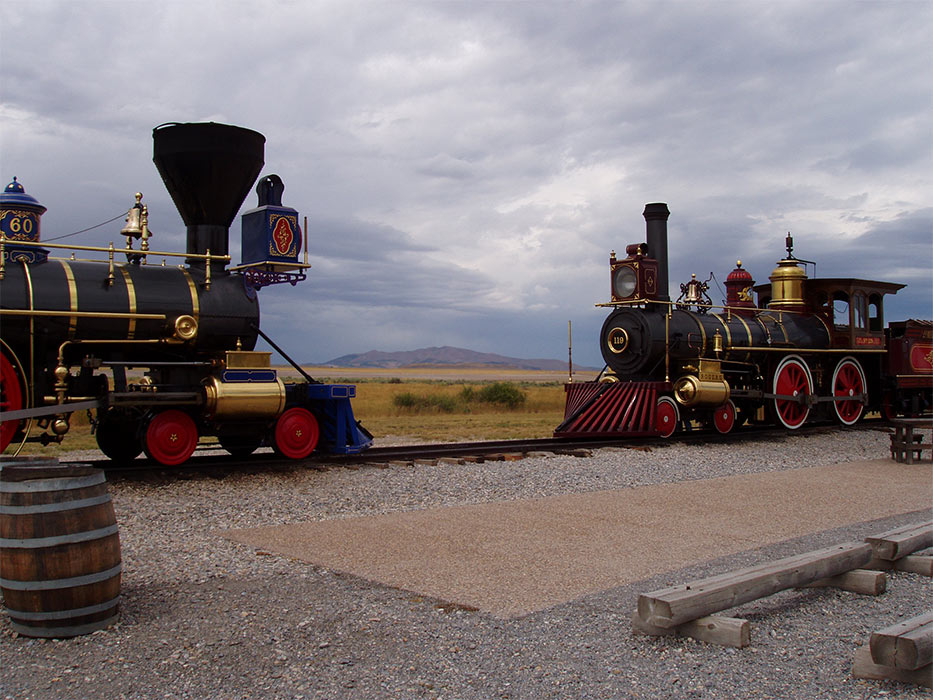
xmin=22 ymin=260 xmax=36 ymax=407
xmin=733 ymin=314 xmax=753 ymax=362
xmin=120 ymin=266 xmax=137 ymax=339
xmin=181 ymin=269 xmax=200 ymax=323
xmin=59 ymin=260 xmax=78 ymax=338
xmin=688 ymin=312 xmax=706 ymax=356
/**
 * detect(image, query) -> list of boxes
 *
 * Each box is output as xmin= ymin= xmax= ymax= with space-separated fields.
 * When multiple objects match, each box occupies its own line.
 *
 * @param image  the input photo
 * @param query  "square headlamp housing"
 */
xmin=610 ymin=253 xmax=659 ymax=302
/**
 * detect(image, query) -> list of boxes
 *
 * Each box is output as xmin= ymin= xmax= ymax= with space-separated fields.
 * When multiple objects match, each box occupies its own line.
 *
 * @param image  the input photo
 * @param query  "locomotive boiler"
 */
xmin=1 ymin=122 xmax=372 ymax=465
xmin=556 ymin=202 xmax=931 ymax=438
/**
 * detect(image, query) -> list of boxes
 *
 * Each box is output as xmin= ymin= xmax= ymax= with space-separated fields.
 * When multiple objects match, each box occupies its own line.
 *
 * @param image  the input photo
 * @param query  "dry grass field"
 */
xmin=6 ymin=367 xmax=597 ymax=455
xmin=282 ymin=366 xmax=600 ymax=443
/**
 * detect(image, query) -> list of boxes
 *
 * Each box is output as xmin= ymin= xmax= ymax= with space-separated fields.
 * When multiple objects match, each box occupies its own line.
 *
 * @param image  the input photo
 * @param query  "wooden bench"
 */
xmin=853 ymin=611 xmax=933 ymax=688
xmin=889 ymin=418 xmax=933 ymax=464
xmin=633 ymin=542 xmax=882 ymax=647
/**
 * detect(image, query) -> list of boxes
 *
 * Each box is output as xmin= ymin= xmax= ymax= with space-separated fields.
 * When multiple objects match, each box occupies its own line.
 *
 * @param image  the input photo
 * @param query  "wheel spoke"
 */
xmin=832 ymin=358 xmax=865 ymax=426
xmin=773 ymin=356 xmax=812 ymax=429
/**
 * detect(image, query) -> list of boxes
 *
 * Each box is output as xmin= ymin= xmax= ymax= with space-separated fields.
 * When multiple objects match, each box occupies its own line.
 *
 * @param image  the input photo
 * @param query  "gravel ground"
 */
xmin=1 ymin=427 xmax=931 ymax=699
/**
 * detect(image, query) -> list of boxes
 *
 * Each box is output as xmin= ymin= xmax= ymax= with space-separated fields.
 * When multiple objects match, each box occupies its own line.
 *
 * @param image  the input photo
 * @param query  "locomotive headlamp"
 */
xmin=613 ymin=265 xmax=638 ymax=299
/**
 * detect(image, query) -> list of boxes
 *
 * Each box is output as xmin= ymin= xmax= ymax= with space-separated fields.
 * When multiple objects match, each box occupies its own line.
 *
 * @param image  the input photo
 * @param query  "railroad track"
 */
xmin=45 ymin=419 xmax=887 ymax=479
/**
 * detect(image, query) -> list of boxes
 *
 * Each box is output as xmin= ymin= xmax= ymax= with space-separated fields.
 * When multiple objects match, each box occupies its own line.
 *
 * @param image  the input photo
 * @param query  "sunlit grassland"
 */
xmin=347 ymin=379 xmax=568 ymax=442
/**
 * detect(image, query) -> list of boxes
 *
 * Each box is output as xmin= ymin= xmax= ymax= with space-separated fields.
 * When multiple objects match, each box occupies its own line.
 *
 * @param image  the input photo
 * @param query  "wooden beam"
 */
xmin=804 ymin=569 xmax=886 ymax=595
xmin=870 ymin=612 xmax=933 ymax=671
xmin=865 ymin=521 xmax=933 ymax=561
xmin=637 ymin=542 xmax=871 ymax=628
xmin=853 ymin=647 xmax=932 ymax=688
xmin=631 ymin=613 xmax=750 ymax=648
xmin=866 ymin=554 xmax=933 ymax=577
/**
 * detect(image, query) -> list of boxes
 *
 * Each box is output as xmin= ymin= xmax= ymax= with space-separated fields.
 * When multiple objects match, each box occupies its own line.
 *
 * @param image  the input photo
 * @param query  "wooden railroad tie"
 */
xmin=633 ymin=542 xmax=879 ymax=648
xmin=633 ymin=521 xmax=932 ymax=650
xmin=864 ymin=520 xmax=933 ymax=576
xmin=852 ymin=611 xmax=933 ymax=688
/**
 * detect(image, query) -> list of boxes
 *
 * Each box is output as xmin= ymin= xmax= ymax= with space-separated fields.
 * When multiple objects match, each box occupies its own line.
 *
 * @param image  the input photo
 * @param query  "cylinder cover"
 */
xmin=673 ymin=375 xmax=730 ymax=407
xmin=204 ymin=377 xmax=286 ymax=421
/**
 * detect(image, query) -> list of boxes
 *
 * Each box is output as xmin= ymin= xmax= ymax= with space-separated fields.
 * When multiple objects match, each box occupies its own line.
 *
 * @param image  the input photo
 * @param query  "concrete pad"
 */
xmin=218 ymin=459 xmax=933 ymax=618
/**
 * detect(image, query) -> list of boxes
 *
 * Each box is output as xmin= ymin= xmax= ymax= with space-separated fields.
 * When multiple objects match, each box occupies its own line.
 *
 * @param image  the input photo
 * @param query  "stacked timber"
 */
xmin=865 ymin=521 xmax=933 ymax=576
xmin=633 ymin=542 xmax=879 ymax=647
xmin=852 ymin=612 xmax=933 ymax=688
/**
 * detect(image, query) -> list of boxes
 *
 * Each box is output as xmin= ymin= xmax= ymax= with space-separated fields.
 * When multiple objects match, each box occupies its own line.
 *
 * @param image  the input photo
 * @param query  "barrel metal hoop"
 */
xmin=0 ymin=523 xmax=119 ymax=549
xmin=9 ymin=613 xmax=120 ymax=638
xmin=0 ymin=472 xmax=106 ymax=493
xmin=4 ymin=596 xmax=120 ymax=621
xmin=0 ymin=562 xmax=122 ymax=590
xmin=0 ymin=493 xmax=112 ymax=514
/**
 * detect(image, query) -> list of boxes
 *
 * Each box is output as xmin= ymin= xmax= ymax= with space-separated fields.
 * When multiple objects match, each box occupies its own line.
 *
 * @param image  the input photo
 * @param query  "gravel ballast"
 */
xmin=1 ymin=427 xmax=931 ymax=699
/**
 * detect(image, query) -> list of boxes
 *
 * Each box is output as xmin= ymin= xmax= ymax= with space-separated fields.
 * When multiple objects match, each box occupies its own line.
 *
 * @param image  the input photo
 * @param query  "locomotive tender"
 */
xmin=0 ymin=122 xmax=372 ymax=465
xmin=556 ymin=203 xmax=932 ymax=438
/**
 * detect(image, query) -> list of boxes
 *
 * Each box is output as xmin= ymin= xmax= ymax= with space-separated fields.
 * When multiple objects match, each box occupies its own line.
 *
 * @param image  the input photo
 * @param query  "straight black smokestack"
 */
xmin=643 ymin=202 xmax=670 ymax=303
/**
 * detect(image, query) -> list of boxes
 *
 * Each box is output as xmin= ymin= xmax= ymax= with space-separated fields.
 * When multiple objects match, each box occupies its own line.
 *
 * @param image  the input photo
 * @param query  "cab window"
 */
xmin=833 ymin=291 xmax=850 ymax=331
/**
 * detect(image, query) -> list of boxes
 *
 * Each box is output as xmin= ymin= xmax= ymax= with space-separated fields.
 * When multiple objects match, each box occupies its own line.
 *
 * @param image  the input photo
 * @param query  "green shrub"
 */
xmin=476 ymin=382 xmax=526 ymax=409
xmin=392 ymin=392 xmax=458 ymax=413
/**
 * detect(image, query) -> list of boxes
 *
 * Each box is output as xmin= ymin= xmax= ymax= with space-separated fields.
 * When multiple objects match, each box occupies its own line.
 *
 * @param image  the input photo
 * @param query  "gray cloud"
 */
xmin=1 ymin=0 xmax=930 ymax=367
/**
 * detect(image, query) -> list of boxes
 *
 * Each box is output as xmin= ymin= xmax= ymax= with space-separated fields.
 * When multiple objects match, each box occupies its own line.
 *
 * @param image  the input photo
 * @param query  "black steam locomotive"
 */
xmin=556 ymin=203 xmax=932 ymax=438
xmin=0 ymin=122 xmax=371 ymax=465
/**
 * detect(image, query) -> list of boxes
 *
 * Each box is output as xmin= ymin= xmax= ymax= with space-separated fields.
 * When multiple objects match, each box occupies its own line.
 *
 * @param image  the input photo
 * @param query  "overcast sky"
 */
xmin=2 ymin=0 xmax=930 ymax=367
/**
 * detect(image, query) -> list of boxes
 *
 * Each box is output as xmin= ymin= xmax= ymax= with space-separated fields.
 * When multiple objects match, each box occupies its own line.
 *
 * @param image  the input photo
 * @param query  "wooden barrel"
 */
xmin=0 ymin=460 xmax=121 ymax=638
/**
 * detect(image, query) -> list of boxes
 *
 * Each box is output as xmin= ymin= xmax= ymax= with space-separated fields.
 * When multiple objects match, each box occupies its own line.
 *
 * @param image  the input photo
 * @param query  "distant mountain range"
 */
xmin=322 ymin=346 xmax=596 ymax=372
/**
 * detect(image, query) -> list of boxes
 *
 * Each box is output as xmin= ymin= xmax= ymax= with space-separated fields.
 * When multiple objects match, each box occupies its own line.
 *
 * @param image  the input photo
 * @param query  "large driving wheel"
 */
xmin=832 ymin=356 xmax=867 ymax=426
xmin=771 ymin=355 xmax=813 ymax=429
xmin=273 ymin=407 xmax=320 ymax=459
xmin=144 ymin=409 xmax=198 ymax=466
xmin=1 ymin=351 xmax=26 ymax=453
xmin=96 ymin=408 xmax=144 ymax=463
xmin=655 ymin=396 xmax=680 ymax=439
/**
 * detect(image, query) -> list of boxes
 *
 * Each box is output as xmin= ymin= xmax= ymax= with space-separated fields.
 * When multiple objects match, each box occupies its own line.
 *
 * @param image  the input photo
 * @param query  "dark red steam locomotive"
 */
xmin=556 ymin=203 xmax=932 ymax=438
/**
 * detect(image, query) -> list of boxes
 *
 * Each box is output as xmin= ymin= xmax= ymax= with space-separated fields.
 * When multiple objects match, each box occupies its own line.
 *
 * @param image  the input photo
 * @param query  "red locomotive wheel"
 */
xmin=1 ymin=352 xmax=25 ymax=452
xmin=655 ymin=397 xmax=679 ymax=439
xmin=772 ymin=355 xmax=813 ymax=430
xmin=273 ymin=407 xmax=320 ymax=459
xmin=144 ymin=410 xmax=198 ymax=466
xmin=832 ymin=357 xmax=867 ymax=426
xmin=713 ymin=400 xmax=737 ymax=434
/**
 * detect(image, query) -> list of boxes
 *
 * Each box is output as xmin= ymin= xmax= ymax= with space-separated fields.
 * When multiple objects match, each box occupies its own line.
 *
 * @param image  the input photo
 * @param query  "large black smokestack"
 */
xmin=643 ymin=202 xmax=670 ymax=303
xmin=152 ymin=122 xmax=265 ymax=267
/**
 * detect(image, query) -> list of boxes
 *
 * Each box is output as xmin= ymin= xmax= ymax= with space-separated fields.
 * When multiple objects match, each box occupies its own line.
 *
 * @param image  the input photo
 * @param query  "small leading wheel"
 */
xmin=771 ymin=355 xmax=813 ymax=429
xmin=712 ymin=400 xmax=737 ymax=434
xmin=655 ymin=396 xmax=680 ymax=439
xmin=832 ymin=356 xmax=867 ymax=426
xmin=273 ymin=407 xmax=320 ymax=459
xmin=144 ymin=409 xmax=198 ymax=466
xmin=1 ymin=351 xmax=26 ymax=453
xmin=96 ymin=408 xmax=144 ymax=463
